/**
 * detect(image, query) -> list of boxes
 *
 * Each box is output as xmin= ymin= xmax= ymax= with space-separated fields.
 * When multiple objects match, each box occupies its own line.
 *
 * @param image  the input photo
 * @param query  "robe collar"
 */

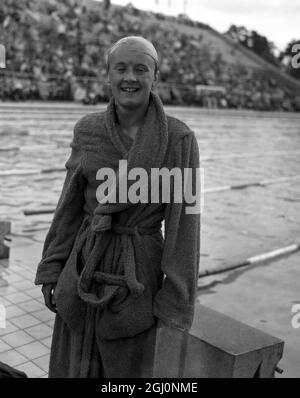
xmin=92 ymin=91 xmax=168 ymax=224
xmin=104 ymin=91 xmax=168 ymax=174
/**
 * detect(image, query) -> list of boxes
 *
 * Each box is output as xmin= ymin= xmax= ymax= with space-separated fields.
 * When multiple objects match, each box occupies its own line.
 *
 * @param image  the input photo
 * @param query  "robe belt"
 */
xmin=76 ymin=214 xmax=162 ymax=310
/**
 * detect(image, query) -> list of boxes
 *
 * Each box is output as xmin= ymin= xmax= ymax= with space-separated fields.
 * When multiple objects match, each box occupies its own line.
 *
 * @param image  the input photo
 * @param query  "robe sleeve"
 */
xmin=34 ymin=124 xmax=86 ymax=285
xmin=153 ymin=132 xmax=201 ymax=330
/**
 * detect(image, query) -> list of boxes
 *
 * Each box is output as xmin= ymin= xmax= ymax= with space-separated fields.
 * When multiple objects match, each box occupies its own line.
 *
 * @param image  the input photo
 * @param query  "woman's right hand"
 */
xmin=41 ymin=283 xmax=57 ymax=313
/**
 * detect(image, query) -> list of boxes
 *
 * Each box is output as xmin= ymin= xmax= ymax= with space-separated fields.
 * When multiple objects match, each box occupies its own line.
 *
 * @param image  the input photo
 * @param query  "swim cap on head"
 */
xmin=105 ymin=36 xmax=159 ymax=71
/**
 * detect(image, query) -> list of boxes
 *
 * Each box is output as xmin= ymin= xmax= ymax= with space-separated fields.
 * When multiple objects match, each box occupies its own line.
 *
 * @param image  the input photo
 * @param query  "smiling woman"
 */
xmin=35 ymin=36 xmax=201 ymax=378
xmin=105 ymin=36 xmax=159 ymax=140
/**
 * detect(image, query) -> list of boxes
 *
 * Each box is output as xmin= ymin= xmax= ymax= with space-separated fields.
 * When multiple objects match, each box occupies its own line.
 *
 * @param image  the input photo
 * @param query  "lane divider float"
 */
xmin=198 ymin=243 xmax=300 ymax=278
xmin=0 ymin=167 xmax=65 ymax=177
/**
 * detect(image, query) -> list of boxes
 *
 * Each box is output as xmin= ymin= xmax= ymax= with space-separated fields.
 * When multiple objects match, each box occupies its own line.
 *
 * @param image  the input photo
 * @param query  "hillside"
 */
xmin=0 ymin=0 xmax=299 ymax=111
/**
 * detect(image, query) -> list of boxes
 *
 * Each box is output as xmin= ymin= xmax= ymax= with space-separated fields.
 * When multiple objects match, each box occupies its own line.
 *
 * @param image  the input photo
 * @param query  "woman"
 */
xmin=35 ymin=36 xmax=200 ymax=378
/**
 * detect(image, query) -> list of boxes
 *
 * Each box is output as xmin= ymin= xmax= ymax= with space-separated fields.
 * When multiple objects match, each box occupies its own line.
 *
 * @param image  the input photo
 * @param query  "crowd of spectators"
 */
xmin=1 ymin=0 xmax=299 ymax=111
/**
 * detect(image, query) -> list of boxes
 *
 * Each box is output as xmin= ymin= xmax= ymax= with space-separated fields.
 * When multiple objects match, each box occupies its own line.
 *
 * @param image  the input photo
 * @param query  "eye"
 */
xmin=114 ymin=64 xmax=126 ymax=73
xmin=136 ymin=66 xmax=148 ymax=73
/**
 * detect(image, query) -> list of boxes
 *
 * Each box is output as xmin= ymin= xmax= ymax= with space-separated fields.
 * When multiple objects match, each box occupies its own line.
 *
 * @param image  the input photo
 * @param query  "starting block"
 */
xmin=153 ymin=303 xmax=284 ymax=378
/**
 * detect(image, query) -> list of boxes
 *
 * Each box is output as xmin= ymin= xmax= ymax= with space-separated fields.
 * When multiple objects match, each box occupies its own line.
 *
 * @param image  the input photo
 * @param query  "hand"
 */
xmin=41 ymin=283 xmax=57 ymax=313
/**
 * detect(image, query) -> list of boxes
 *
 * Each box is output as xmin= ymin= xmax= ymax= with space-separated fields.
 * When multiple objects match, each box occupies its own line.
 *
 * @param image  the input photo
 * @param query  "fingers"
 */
xmin=51 ymin=292 xmax=56 ymax=307
xmin=42 ymin=284 xmax=57 ymax=313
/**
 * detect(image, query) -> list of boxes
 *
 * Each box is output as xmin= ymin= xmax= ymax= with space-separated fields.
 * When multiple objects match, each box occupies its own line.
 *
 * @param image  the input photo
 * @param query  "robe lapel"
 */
xmin=94 ymin=91 xmax=168 ymax=218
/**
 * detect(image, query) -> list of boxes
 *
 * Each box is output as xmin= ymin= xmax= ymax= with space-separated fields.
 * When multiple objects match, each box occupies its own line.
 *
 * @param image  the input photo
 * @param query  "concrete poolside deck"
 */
xmin=0 ymin=239 xmax=52 ymax=378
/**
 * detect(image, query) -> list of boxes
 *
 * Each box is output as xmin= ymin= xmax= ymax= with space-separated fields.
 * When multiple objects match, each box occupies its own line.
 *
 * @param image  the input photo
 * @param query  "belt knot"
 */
xmin=91 ymin=214 xmax=112 ymax=233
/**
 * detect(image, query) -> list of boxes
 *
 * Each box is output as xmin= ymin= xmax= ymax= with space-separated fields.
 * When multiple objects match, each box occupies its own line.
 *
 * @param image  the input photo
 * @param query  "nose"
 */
xmin=123 ymin=68 xmax=137 ymax=82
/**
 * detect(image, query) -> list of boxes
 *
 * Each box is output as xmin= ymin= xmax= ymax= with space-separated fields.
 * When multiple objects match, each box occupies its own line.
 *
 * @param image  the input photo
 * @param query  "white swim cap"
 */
xmin=106 ymin=36 xmax=159 ymax=71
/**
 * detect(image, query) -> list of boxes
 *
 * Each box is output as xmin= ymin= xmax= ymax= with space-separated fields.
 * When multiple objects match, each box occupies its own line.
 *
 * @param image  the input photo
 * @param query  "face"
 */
xmin=108 ymin=46 xmax=158 ymax=111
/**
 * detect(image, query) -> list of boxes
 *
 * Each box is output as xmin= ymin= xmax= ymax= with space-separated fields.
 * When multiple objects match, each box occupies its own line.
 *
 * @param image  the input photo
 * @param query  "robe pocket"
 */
xmin=53 ymin=247 xmax=87 ymax=332
xmin=95 ymin=285 xmax=156 ymax=341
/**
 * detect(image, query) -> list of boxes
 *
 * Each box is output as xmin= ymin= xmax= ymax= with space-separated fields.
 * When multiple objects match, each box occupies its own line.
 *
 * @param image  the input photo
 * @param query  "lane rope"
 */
xmin=198 ymin=243 xmax=300 ymax=278
xmin=202 ymin=150 xmax=300 ymax=160
xmin=0 ymin=168 xmax=65 ymax=177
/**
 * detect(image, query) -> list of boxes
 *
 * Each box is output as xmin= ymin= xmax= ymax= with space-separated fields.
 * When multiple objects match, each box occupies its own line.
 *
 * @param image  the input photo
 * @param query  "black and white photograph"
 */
xmin=0 ymin=0 xmax=299 ymax=381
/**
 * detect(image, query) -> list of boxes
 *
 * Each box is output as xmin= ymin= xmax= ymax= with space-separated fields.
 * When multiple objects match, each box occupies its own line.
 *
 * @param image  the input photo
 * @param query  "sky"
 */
xmin=104 ymin=0 xmax=300 ymax=51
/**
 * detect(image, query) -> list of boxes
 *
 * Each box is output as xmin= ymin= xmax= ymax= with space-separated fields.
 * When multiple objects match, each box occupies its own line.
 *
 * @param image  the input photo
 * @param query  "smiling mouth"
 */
xmin=121 ymin=88 xmax=140 ymax=93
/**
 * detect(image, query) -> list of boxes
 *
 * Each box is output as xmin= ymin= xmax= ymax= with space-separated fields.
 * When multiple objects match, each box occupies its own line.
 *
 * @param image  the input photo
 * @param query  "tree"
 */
xmin=225 ymin=25 xmax=252 ymax=48
xmin=226 ymin=25 xmax=278 ymax=65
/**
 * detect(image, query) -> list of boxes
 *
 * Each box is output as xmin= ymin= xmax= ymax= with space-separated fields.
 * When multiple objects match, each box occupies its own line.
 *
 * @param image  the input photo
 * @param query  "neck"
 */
xmin=116 ymin=99 xmax=149 ymax=132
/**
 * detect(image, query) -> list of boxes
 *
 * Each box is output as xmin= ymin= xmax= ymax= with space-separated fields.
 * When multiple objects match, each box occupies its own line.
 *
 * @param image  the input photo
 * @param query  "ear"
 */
xmin=152 ymin=70 xmax=160 ymax=90
xmin=106 ymin=65 xmax=111 ymax=84
xmin=106 ymin=71 xmax=111 ymax=85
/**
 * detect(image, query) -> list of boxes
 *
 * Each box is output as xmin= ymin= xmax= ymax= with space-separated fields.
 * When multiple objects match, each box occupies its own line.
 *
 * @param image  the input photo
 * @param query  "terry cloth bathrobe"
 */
xmin=34 ymin=92 xmax=200 ymax=378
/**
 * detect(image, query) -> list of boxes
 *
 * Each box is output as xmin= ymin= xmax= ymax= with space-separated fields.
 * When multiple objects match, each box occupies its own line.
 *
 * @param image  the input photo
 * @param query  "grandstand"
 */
xmin=0 ymin=0 xmax=299 ymax=110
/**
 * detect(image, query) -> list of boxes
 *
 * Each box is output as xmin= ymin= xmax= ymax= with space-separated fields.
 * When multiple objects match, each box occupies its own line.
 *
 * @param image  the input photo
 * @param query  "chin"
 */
xmin=120 ymin=99 xmax=144 ymax=110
